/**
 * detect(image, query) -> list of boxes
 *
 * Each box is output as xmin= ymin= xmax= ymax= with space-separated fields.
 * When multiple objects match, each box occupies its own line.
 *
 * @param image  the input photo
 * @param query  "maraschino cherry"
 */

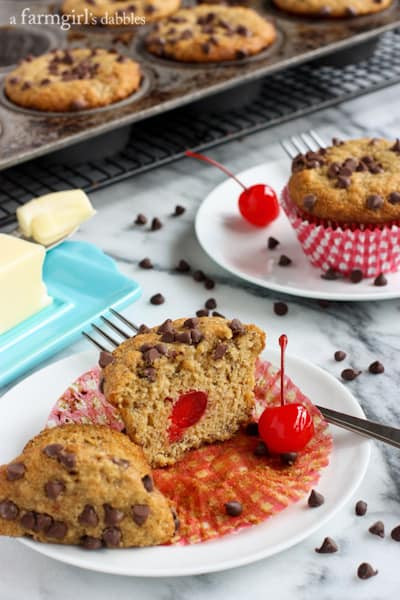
xmin=185 ymin=150 xmax=280 ymax=227
xmin=168 ymin=390 xmax=208 ymax=443
xmin=258 ymin=335 xmax=314 ymax=454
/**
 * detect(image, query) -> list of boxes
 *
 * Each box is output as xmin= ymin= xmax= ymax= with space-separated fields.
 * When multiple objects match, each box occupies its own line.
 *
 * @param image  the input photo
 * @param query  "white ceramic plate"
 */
xmin=195 ymin=159 xmax=400 ymax=301
xmin=0 ymin=350 xmax=370 ymax=577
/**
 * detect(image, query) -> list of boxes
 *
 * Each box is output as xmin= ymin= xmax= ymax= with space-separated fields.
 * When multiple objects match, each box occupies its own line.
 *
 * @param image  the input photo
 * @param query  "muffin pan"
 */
xmin=0 ymin=0 xmax=400 ymax=170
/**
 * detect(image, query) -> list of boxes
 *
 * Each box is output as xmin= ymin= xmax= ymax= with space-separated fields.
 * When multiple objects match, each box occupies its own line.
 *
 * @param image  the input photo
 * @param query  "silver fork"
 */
xmin=280 ymin=129 xmax=325 ymax=159
xmin=82 ymin=309 xmax=400 ymax=450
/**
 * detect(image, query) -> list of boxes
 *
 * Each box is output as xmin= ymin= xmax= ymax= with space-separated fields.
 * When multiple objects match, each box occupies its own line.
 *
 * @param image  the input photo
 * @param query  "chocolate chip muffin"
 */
xmin=272 ymin=0 xmax=392 ymax=18
xmin=102 ymin=316 xmax=266 ymax=467
xmin=145 ymin=5 xmax=277 ymax=63
xmin=287 ymin=137 xmax=400 ymax=225
xmin=62 ymin=0 xmax=181 ymax=26
xmin=0 ymin=425 xmax=176 ymax=548
xmin=5 ymin=48 xmax=142 ymax=112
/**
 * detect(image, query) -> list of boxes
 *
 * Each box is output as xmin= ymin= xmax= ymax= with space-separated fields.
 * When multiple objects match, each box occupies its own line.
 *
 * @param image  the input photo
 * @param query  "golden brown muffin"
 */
xmin=62 ymin=0 xmax=181 ymax=26
xmin=5 ymin=48 xmax=142 ymax=112
xmin=287 ymin=137 xmax=400 ymax=225
xmin=0 ymin=425 xmax=176 ymax=548
xmin=102 ymin=316 xmax=266 ymax=467
xmin=145 ymin=5 xmax=276 ymax=63
xmin=272 ymin=0 xmax=392 ymax=18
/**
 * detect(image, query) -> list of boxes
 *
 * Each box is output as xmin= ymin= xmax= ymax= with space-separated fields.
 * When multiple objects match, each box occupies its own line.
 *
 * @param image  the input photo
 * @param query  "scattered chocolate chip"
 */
xmin=315 ymin=537 xmax=338 ymax=553
xmin=245 ymin=422 xmax=259 ymax=436
xmin=280 ymin=452 xmax=297 ymax=466
xmin=357 ymin=562 xmax=377 ymax=580
xmin=193 ymin=270 xmax=206 ymax=282
xmin=139 ymin=258 xmax=153 ymax=269
xmin=99 ymin=351 xmax=114 ymax=368
xmin=142 ymin=474 xmax=153 ymax=492
xmin=213 ymin=343 xmax=228 ymax=360
xmin=132 ymin=504 xmax=150 ymax=526
xmin=183 ymin=317 xmax=199 ymax=329
xmin=350 ymin=269 xmax=363 ymax=284
xmin=138 ymin=324 xmax=150 ymax=334
xmin=274 ymin=302 xmax=288 ymax=316
xmin=366 ymin=195 xmax=384 ymax=210
xmin=303 ymin=194 xmax=317 ymax=210
xmin=374 ymin=273 xmax=388 ymax=287
xmin=308 ymin=489 xmax=325 ymax=508
xmin=150 ymin=293 xmax=165 ymax=305
xmin=369 ymin=361 xmax=384 ymax=374
xmin=6 ymin=463 xmax=25 ymax=481
xmin=321 ymin=268 xmax=340 ymax=281
xmin=369 ymin=520 xmax=385 ymax=538
xmin=196 ymin=309 xmax=209 ymax=317
xmin=47 ymin=521 xmax=68 ymax=539
xmin=205 ymin=278 xmax=215 ymax=290
xmin=45 ymin=480 xmax=65 ymax=500
xmin=268 ymin=236 xmax=280 ymax=250
xmin=0 ymin=500 xmax=18 ymax=520
xmin=253 ymin=441 xmax=269 ymax=457
xmin=229 ymin=319 xmax=245 ymax=336
xmin=111 ymin=457 xmax=130 ymax=469
xmin=104 ymin=504 xmax=124 ymax=526
xmin=278 ymin=255 xmax=292 ymax=267
xmin=81 ymin=536 xmax=103 ymax=550
xmin=334 ymin=350 xmax=347 ymax=362
xmin=102 ymin=526 xmax=121 ymax=547
xmin=176 ymin=259 xmax=191 ymax=273
xmin=173 ymin=205 xmax=185 ymax=217
xmin=157 ymin=319 xmax=173 ymax=334
xmin=135 ymin=214 xmax=147 ymax=225
xmin=332 ymin=137 xmax=344 ymax=146
xmin=341 ymin=368 xmax=361 ymax=381
xmin=388 ymin=192 xmax=400 ymax=204
xmin=212 ymin=311 xmax=225 ymax=318
xmin=390 ymin=525 xmax=400 ymax=541
xmin=224 ymin=501 xmax=243 ymax=517
xmin=355 ymin=500 xmax=368 ymax=516
xmin=79 ymin=505 xmax=99 ymax=527
xmin=205 ymin=298 xmax=217 ymax=310
xmin=151 ymin=217 xmax=162 ymax=231
xmin=58 ymin=451 xmax=76 ymax=471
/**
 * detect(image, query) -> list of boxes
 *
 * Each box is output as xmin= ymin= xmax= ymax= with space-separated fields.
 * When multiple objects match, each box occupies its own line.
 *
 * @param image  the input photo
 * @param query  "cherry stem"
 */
xmin=279 ymin=334 xmax=288 ymax=407
xmin=185 ymin=150 xmax=247 ymax=191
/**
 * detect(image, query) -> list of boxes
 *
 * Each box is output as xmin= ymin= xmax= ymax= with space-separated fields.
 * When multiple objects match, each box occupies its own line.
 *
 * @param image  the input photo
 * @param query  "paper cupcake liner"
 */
xmin=46 ymin=360 xmax=332 ymax=546
xmin=281 ymin=186 xmax=400 ymax=277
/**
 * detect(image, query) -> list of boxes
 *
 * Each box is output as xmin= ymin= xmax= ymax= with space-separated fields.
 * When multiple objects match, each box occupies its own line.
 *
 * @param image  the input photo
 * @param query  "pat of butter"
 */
xmin=16 ymin=189 xmax=96 ymax=246
xmin=0 ymin=234 xmax=52 ymax=335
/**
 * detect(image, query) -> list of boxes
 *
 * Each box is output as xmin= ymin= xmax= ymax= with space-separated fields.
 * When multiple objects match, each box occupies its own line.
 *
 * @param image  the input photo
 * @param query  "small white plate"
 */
xmin=0 ymin=350 xmax=369 ymax=577
xmin=195 ymin=159 xmax=400 ymax=301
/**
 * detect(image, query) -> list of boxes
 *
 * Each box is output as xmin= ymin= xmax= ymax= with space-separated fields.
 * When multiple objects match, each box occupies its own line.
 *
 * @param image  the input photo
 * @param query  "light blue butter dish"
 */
xmin=0 ymin=241 xmax=141 ymax=388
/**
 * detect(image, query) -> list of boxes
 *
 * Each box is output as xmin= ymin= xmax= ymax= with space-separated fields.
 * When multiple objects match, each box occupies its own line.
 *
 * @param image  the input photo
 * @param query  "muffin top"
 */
xmin=287 ymin=137 xmax=400 ymax=225
xmin=272 ymin=0 xmax=392 ymax=18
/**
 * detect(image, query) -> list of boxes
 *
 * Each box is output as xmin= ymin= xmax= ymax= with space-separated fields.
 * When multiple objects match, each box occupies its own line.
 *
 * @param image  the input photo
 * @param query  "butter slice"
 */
xmin=0 ymin=234 xmax=52 ymax=335
xmin=16 ymin=189 xmax=95 ymax=246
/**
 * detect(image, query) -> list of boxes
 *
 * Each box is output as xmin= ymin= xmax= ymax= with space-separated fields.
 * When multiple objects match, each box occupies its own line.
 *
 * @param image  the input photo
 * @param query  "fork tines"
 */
xmin=281 ymin=129 xmax=325 ymax=159
xmin=82 ymin=308 xmax=139 ymax=352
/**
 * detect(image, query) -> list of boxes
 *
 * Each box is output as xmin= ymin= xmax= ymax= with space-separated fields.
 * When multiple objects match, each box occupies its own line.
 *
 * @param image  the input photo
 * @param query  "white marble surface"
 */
xmin=2 ymin=82 xmax=400 ymax=599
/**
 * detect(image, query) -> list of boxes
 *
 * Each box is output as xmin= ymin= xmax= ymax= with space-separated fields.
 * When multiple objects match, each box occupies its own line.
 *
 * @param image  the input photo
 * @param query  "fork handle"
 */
xmin=316 ymin=405 xmax=400 ymax=450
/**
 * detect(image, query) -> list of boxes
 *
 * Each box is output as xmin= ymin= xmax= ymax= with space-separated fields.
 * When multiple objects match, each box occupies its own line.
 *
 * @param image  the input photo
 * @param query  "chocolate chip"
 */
xmin=315 ymin=537 xmax=338 ymax=553
xmin=45 ymin=480 xmax=65 ymax=499
xmin=143 ymin=367 xmax=157 ymax=382
xmin=369 ymin=520 xmax=385 ymax=538
xmin=350 ymin=269 xmax=363 ymax=284
xmin=308 ymin=489 xmax=325 ymax=508
xmin=391 ymin=139 xmax=400 ymax=153
xmin=346 ymin=6 xmax=358 ymax=16
xmin=334 ymin=350 xmax=347 ymax=362
xmin=332 ymin=137 xmax=344 ymax=146
xmin=58 ymin=451 xmax=76 ymax=471
xmin=70 ymin=99 xmax=87 ymax=111
xmin=139 ymin=258 xmax=153 ymax=269
xmin=205 ymin=298 xmax=217 ymax=310
xmin=104 ymin=504 xmax=124 ymax=526
xmin=135 ymin=214 xmax=147 ymax=225
xmin=102 ymin=526 xmax=121 ymax=547
xmin=321 ymin=268 xmax=340 ymax=281
xmin=193 ymin=270 xmax=205 ymax=282
xmin=157 ymin=319 xmax=173 ymax=334
xmin=278 ymin=255 xmax=292 ymax=267
xmin=111 ymin=457 xmax=130 ymax=469
xmin=224 ymin=501 xmax=243 ymax=516
xmin=341 ymin=368 xmax=361 ymax=381
xmin=20 ymin=511 xmax=36 ymax=530
xmin=155 ymin=343 xmax=168 ymax=355
xmin=183 ymin=318 xmax=199 ymax=329
xmin=229 ymin=319 xmax=245 ymax=336
xmin=0 ymin=500 xmax=18 ymax=520
xmin=142 ymin=474 xmax=153 ymax=492
xmin=175 ymin=331 xmax=192 ymax=344
xmin=75 ymin=502 xmax=99 ymax=527
xmin=337 ymin=175 xmax=351 ymax=189
xmin=374 ymin=273 xmax=388 ymax=287
xmin=47 ymin=521 xmax=68 ymax=539
xmin=138 ymin=324 xmax=150 ymax=334
xmin=205 ymin=278 xmax=215 ymax=290
xmin=274 ymin=302 xmax=288 ymax=316
xmin=388 ymin=192 xmax=400 ymax=204
xmin=280 ymin=452 xmax=297 ymax=466
xmin=143 ymin=347 xmax=161 ymax=365
xmin=190 ymin=329 xmax=204 ymax=345
xmin=150 ymin=293 xmax=165 ymax=305
xmin=176 ymin=259 xmax=191 ymax=273
xmin=132 ymin=504 xmax=150 ymax=526
xmin=99 ymin=351 xmax=114 ymax=368
xmin=357 ymin=563 xmax=377 ymax=580
xmin=173 ymin=205 xmax=185 ymax=217
xmin=160 ymin=332 xmax=175 ymax=343
xmin=268 ymin=236 xmax=280 ymax=250
xmin=369 ymin=361 xmax=384 ymax=374
xmin=81 ymin=536 xmax=103 ymax=550
xmin=6 ymin=463 xmax=25 ymax=481
xmin=35 ymin=513 xmax=52 ymax=532
xmin=212 ymin=311 xmax=225 ymax=318
xmin=21 ymin=82 xmax=32 ymax=90
xmin=303 ymin=194 xmax=317 ymax=210
xmin=213 ymin=343 xmax=228 ymax=360
xmin=151 ymin=217 xmax=162 ymax=231
xmin=355 ymin=500 xmax=368 ymax=516
xmin=253 ymin=441 xmax=269 ymax=457
xmin=196 ymin=309 xmax=209 ymax=317
xmin=390 ymin=525 xmax=400 ymax=541
xmin=366 ymin=195 xmax=384 ymax=210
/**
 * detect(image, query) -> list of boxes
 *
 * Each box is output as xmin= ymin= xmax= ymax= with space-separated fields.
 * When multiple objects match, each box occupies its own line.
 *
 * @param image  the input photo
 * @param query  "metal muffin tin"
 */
xmin=0 ymin=0 xmax=400 ymax=170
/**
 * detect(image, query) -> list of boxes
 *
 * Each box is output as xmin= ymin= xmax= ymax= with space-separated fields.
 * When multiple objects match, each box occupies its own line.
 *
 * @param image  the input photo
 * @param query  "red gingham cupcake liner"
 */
xmin=281 ymin=186 xmax=400 ymax=278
